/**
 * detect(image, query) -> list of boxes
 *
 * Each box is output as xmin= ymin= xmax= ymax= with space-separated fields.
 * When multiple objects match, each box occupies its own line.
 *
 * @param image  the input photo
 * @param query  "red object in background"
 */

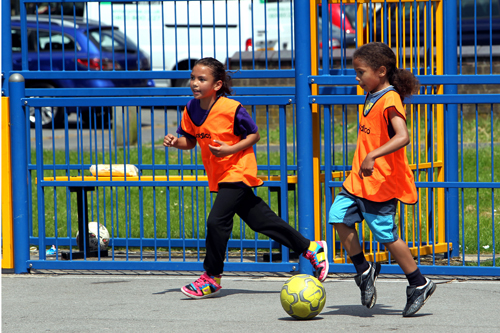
xmin=77 ymin=58 xmax=121 ymax=70
xmin=329 ymin=4 xmax=355 ymax=34
xmin=245 ymin=38 xmax=253 ymax=51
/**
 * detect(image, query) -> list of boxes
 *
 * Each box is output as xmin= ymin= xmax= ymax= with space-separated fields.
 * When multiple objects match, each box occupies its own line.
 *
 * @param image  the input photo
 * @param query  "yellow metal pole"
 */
xmin=310 ymin=0 xmax=321 ymax=241
xmin=357 ymin=2 xmax=365 ymax=47
xmin=1 ymin=96 xmax=14 ymax=269
xmin=356 ymin=2 xmax=365 ymax=104
xmin=395 ymin=4 xmax=399 ymax=65
xmin=435 ymin=0 xmax=445 ymax=244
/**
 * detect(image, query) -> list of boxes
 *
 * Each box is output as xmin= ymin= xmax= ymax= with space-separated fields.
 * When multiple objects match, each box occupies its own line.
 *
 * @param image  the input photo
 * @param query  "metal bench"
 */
xmin=42 ymin=174 xmax=298 ymax=260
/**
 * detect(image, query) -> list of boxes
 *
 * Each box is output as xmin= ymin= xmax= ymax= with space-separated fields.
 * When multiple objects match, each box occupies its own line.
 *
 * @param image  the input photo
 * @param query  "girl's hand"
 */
xmin=208 ymin=140 xmax=233 ymax=157
xmin=163 ymin=134 xmax=178 ymax=148
xmin=359 ymin=153 xmax=375 ymax=179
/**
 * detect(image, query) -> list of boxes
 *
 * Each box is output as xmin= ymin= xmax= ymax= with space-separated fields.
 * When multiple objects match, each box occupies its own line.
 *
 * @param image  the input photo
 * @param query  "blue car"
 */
xmin=11 ymin=15 xmax=155 ymax=128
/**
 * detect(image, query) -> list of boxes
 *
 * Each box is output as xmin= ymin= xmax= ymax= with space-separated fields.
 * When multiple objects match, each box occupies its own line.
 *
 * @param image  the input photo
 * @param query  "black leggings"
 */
xmin=204 ymin=186 xmax=310 ymax=276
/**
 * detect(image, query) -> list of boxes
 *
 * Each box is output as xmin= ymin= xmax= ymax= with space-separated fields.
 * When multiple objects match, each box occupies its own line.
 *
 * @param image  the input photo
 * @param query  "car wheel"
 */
xmin=173 ymin=78 xmax=191 ymax=88
xmin=81 ymin=107 xmax=112 ymax=129
xmin=27 ymin=83 xmax=64 ymax=129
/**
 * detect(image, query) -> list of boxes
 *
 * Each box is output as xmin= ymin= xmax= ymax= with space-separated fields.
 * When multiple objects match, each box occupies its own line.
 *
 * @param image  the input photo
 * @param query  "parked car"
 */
xmin=319 ymin=3 xmax=358 ymax=48
xmin=247 ymin=2 xmax=356 ymax=52
xmin=318 ymin=17 xmax=356 ymax=50
xmin=11 ymin=15 xmax=155 ymax=128
xmin=458 ymin=0 xmax=500 ymax=45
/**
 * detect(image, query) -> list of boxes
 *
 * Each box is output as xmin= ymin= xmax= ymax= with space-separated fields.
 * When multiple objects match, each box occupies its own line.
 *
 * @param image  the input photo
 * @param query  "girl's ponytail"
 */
xmin=390 ymin=67 xmax=420 ymax=101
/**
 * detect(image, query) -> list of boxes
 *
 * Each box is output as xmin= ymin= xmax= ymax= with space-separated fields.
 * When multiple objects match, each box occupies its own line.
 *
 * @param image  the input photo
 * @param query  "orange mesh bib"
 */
xmin=181 ymin=97 xmax=263 ymax=192
xmin=343 ymin=90 xmax=417 ymax=204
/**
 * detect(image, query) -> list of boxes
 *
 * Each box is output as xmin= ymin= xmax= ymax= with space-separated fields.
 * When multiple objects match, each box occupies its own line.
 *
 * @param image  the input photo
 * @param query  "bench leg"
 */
xmin=61 ymin=186 xmax=108 ymax=260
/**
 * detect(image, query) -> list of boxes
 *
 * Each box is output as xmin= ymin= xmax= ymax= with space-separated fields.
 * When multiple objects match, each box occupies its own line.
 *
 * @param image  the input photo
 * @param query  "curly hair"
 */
xmin=194 ymin=57 xmax=233 ymax=97
xmin=353 ymin=42 xmax=420 ymax=100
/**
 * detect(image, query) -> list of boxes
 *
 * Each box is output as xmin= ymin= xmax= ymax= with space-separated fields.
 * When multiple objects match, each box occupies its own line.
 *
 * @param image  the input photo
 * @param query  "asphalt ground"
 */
xmin=2 ymin=271 xmax=500 ymax=333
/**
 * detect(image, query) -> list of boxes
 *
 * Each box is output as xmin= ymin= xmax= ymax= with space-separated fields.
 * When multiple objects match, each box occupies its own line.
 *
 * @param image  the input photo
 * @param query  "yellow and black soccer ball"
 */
xmin=280 ymin=274 xmax=326 ymax=320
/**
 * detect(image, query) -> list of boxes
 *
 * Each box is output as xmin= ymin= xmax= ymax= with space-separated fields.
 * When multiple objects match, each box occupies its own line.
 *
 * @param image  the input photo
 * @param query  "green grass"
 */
xmin=32 ymin=146 xmax=299 ymax=242
xmin=457 ymin=146 xmax=500 ymax=255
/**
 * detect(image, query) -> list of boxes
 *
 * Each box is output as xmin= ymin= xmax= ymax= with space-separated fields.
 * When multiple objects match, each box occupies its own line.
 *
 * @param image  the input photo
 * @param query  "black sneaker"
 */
xmin=354 ymin=261 xmax=381 ymax=309
xmin=402 ymin=278 xmax=436 ymax=317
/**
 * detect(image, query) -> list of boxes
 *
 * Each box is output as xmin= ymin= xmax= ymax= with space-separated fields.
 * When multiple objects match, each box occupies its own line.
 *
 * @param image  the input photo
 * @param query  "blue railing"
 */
xmin=3 ymin=0 xmax=500 ymax=276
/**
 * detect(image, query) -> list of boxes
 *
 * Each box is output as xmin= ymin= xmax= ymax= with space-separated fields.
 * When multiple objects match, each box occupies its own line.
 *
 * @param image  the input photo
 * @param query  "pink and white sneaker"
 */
xmin=181 ymin=272 xmax=222 ymax=299
xmin=303 ymin=241 xmax=329 ymax=282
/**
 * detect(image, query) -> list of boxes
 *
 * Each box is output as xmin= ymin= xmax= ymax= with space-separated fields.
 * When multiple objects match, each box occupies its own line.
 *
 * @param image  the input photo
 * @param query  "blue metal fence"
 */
xmin=2 ymin=0 xmax=500 ymax=276
xmin=16 ymin=91 xmax=302 ymax=272
xmin=311 ymin=0 xmax=500 ymax=276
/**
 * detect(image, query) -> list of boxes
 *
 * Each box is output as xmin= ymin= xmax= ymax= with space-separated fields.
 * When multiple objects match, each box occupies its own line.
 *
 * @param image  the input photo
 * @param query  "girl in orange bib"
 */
xmin=163 ymin=58 xmax=328 ymax=299
xmin=328 ymin=43 xmax=435 ymax=316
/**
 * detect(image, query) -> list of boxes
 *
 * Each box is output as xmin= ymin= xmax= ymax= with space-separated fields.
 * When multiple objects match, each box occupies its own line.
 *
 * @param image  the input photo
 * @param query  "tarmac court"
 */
xmin=2 ymin=272 xmax=500 ymax=332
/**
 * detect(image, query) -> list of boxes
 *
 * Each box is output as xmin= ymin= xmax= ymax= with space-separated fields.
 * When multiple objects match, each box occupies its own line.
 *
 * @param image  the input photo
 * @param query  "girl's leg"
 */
xmin=329 ymin=190 xmax=368 ymax=270
xmin=181 ymin=188 xmax=242 ymax=299
xmin=236 ymin=188 xmax=309 ymax=253
xmin=329 ymin=192 xmax=381 ymax=308
xmin=335 ymin=224 xmax=371 ymax=274
xmin=383 ymin=238 xmax=418 ymax=274
xmin=203 ymin=187 xmax=243 ymax=276
xmin=334 ymin=223 xmax=363 ymax=256
xmin=237 ymin=188 xmax=329 ymax=281
xmin=384 ymin=240 xmax=435 ymax=317
xmin=384 ymin=238 xmax=427 ymax=287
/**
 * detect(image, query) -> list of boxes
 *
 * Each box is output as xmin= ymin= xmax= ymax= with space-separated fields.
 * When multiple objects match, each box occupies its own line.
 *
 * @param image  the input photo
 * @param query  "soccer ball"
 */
xmin=76 ymin=222 xmax=110 ymax=251
xmin=280 ymin=274 xmax=326 ymax=320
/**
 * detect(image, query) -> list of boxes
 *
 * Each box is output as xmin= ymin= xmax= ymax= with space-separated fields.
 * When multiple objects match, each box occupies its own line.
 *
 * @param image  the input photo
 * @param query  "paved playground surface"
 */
xmin=2 ymin=271 xmax=500 ymax=332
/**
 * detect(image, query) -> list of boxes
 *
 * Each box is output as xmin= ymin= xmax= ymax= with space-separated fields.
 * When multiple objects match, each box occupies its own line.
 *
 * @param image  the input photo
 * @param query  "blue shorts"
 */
xmin=328 ymin=188 xmax=399 ymax=243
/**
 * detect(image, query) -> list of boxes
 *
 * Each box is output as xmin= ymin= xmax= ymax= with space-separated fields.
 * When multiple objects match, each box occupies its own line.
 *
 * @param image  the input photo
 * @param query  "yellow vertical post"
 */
xmin=395 ymin=4 xmax=399 ymax=63
xmin=356 ymin=2 xmax=364 ymax=46
xmin=356 ymin=2 xmax=366 ymax=99
xmin=403 ymin=5 xmax=407 ymax=68
xmin=410 ymin=2 xmax=414 ymax=71
xmin=1 ymin=96 xmax=14 ymax=269
xmin=435 ymin=0 xmax=445 ymax=244
xmin=310 ymin=0 xmax=321 ymax=241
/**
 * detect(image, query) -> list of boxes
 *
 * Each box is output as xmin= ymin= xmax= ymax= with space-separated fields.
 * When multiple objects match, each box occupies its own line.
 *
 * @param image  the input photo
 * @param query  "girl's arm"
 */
xmin=163 ymin=133 xmax=197 ymax=150
xmin=359 ymin=108 xmax=410 ymax=179
xmin=208 ymin=132 xmax=260 ymax=157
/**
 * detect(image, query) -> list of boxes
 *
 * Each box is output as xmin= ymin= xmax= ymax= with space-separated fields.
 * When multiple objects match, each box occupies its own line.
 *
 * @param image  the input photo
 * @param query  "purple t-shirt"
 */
xmin=176 ymin=98 xmax=258 ymax=140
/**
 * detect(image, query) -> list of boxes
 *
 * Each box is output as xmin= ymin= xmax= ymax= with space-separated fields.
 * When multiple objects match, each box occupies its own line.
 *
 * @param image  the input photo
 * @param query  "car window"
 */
xmin=37 ymin=30 xmax=78 ymax=51
xmin=87 ymin=28 xmax=137 ymax=53
xmin=26 ymin=2 xmax=85 ymax=17
xmin=343 ymin=5 xmax=358 ymax=29
xmin=318 ymin=18 xmax=344 ymax=43
xmin=12 ymin=29 xmax=23 ymax=52
xmin=12 ymin=28 xmax=37 ymax=52
xmin=460 ymin=0 xmax=500 ymax=19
